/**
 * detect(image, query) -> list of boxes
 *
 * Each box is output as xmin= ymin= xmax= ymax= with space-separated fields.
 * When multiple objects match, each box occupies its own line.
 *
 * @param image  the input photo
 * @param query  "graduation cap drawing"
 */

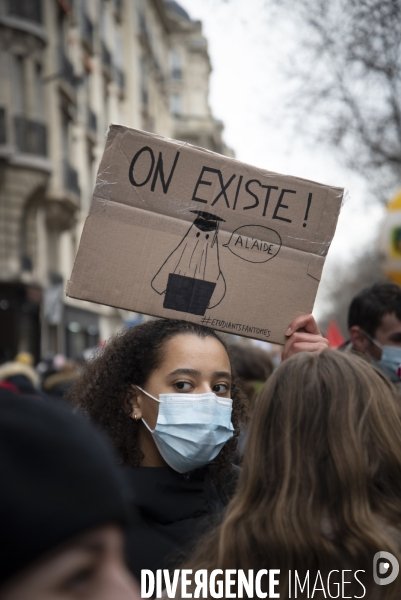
xmin=191 ymin=210 xmax=225 ymax=232
xmin=151 ymin=210 xmax=226 ymax=316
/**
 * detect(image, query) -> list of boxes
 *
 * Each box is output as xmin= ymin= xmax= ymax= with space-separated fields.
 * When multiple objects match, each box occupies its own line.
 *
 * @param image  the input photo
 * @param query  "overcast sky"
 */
xmin=178 ymin=0 xmax=386 ymax=321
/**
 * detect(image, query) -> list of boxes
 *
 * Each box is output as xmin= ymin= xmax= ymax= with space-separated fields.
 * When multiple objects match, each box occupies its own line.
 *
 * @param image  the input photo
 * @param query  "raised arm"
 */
xmin=282 ymin=314 xmax=329 ymax=361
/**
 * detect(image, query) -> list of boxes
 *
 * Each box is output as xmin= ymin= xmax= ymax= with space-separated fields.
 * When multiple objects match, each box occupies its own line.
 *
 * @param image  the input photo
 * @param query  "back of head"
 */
xmin=14 ymin=352 xmax=34 ymax=367
xmin=229 ymin=343 xmax=273 ymax=381
xmin=244 ymin=351 xmax=401 ymax=518
xmin=348 ymin=282 xmax=401 ymax=336
xmin=0 ymin=361 xmax=40 ymax=392
xmin=0 ymin=395 xmax=129 ymax=586
xmin=228 ymin=343 xmax=274 ymax=401
xmin=187 ymin=351 xmax=401 ymax=597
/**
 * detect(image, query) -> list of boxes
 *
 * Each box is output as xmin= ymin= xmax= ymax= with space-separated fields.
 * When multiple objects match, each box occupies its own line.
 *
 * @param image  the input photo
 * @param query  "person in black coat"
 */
xmin=0 ymin=391 xmax=139 ymax=599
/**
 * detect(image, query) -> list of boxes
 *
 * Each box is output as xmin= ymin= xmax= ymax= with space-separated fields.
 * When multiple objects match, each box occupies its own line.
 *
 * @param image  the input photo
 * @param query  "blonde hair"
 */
xmin=185 ymin=351 xmax=401 ymax=599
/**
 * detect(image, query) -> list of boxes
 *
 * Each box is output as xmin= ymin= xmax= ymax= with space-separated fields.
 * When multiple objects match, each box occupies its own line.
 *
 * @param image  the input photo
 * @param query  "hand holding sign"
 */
xmin=282 ymin=314 xmax=329 ymax=360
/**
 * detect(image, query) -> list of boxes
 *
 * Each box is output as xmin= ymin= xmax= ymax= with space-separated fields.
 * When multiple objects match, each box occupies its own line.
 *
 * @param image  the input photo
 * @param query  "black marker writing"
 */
xmin=129 ymin=145 xmax=180 ymax=194
xmin=233 ymin=175 xmax=243 ymax=210
xmin=272 ymin=189 xmax=296 ymax=223
xmin=211 ymin=173 xmax=236 ymax=208
xmin=243 ymin=179 xmax=261 ymax=210
xmin=129 ymin=146 xmax=154 ymax=187
xmin=192 ymin=167 xmax=217 ymax=204
xmin=262 ymin=185 xmax=278 ymax=217
xmin=127 ymin=144 xmax=316 ymax=226
xmin=303 ymin=192 xmax=312 ymax=227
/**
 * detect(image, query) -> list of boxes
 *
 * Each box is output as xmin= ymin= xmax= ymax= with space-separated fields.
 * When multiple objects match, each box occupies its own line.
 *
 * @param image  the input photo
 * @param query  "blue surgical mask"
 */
xmin=363 ymin=331 xmax=401 ymax=383
xmin=136 ymin=386 xmax=234 ymax=473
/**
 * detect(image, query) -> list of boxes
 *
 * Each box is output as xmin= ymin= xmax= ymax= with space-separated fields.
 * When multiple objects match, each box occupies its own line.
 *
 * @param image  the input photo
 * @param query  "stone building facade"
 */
xmin=166 ymin=1 xmax=234 ymax=156
xmin=0 ymin=0 xmax=232 ymax=361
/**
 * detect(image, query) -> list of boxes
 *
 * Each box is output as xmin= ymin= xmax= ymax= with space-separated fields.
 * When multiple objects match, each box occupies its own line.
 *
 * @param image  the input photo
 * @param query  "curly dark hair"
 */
xmin=67 ymin=319 xmax=249 ymax=481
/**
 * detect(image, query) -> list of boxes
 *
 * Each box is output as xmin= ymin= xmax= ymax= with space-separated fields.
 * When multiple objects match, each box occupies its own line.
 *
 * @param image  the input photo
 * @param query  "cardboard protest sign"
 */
xmin=66 ymin=125 xmax=343 ymax=344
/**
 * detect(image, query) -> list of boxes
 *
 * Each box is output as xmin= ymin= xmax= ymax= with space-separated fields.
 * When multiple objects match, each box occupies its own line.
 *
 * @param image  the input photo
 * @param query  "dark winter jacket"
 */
xmin=123 ymin=464 xmax=239 ymax=581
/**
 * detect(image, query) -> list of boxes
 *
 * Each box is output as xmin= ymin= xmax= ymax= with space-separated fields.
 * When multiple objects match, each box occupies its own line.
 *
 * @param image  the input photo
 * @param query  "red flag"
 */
xmin=326 ymin=320 xmax=346 ymax=348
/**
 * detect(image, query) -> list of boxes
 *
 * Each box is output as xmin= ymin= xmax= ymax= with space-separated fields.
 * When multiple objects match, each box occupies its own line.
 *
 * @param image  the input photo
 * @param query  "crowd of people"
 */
xmin=0 ymin=282 xmax=400 ymax=599
xmin=0 ymin=351 xmax=82 ymax=404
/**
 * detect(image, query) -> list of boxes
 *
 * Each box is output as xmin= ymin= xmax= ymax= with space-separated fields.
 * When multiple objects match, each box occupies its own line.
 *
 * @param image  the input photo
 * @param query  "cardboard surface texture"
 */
xmin=67 ymin=125 xmax=343 ymax=344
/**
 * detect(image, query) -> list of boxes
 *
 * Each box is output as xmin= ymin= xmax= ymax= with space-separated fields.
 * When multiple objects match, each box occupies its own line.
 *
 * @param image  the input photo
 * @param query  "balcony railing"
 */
xmin=7 ymin=0 xmax=42 ymax=24
xmin=87 ymin=106 xmax=97 ymax=133
xmin=82 ymin=13 xmax=94 ymax=50
xmin=0 ymin=108 xmax=6 ymax=145
xmin=101 ymin=43 xmax=112 ymax=70
xmin=14 ymin=116 xmax=47 ymax=156
xmin=59 ymin=49 xmax=76 ymax=88
xmin=114 ymin=0 xmax=123 ymax=20
xmin=115 ymin=67 xmax=125 ymax=89
xmin=141 ymin=86 xmax=148 ymax=107
xmin=63 ymin=159 xmax=80 ymax=198
xmin=138 ymin=12 xmax=147 ymax=35
xmin=138 ymin=11 xmax=151 ymax=46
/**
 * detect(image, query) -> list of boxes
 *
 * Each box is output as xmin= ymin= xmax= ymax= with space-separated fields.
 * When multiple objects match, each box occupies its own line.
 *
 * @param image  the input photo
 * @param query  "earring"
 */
xmin=134 ymin=414 xmax=137 ymax=421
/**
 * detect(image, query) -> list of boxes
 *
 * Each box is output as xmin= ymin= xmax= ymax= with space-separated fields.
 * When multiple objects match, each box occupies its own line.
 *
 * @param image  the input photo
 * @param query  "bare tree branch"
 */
xmin=267 ymin=0 xmax=401 ymax=200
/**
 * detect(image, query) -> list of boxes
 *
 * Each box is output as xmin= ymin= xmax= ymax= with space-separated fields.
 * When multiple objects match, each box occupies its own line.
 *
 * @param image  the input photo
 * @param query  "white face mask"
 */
xmin=136 ymin=386 xmax=234 ymax=473
xmin=363 ymin=331 xmax=401 ymax=383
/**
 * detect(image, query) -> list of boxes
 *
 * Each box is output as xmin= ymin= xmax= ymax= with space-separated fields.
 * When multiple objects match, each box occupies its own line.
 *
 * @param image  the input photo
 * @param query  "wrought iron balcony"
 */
xmin=101 ymin=43 xmax=112 ymax=70
xmin=87 ymin=106 xmax=97 ymax=133
xmin=115 ymin=67 xmax=125 ymax=89
xmin=14 ymin=116 xmax=47 ymax=156
xmin=59 ymin=49 xmax=76 ymax=88
xmin=114 ymin=0 xmax=123 ymax=20
xmin=6 ymin=0 xmax=42 ymax=24
xmin=141 ymin=86 xmax=148 ymax=106
xmin=82 ymin=13 xmax=94 ymax=50
xmin=63 ymin=159 xmax=80 ymax=198
xmin=138 ymin=11 xmax=151 ymax=46
xmin=0 ymin=108 xmax=6 ymax=145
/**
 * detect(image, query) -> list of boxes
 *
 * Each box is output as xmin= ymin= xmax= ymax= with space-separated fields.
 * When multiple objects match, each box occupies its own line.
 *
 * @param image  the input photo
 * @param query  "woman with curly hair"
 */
xmin=68 ymin=314 xmax=327 ymax=581
xmin=178 ymin=350 xmax=401 ymax=599
xmin=68 ymin=319 xmax=246 ymax=579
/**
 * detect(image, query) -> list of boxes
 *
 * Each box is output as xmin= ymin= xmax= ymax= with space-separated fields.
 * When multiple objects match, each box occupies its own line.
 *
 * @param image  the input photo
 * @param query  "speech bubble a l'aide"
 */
xmin=223 ymin=225 xmax=282 ymax=263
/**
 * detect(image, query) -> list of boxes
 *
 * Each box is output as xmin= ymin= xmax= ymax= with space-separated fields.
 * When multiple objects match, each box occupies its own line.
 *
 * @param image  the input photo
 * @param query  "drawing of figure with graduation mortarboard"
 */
xmin=151 ymin=211 xmax=227 ymax=316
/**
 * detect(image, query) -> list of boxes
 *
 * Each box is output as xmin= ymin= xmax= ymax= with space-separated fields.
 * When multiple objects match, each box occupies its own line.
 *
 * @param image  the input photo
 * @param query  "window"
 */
xmin=12 ymin=55 xmax=25 ymax=115
xmin=115 ymin=28 xmax=123 ymax=69
xmin=100 ymin=0 xmax=110 ymax=43
xmin=169 ymin=50 xmax=182 ymax=80
xmin=170 ymin=93 xmax=181 ymax=117
xmin=34 ymin=63 xmax=44 ymax=120
xmin=140 ymin=57 xmax=148 ymax=106
xmin=57 ymin=7 xmax=68 ymax=55
xmin=61 ymin=108 xmax=71 ymax=162
xmin=47 ymin=230 xmax=60 ymax=273
xmin=86 ymin=140 xmax=95 ymax=211
xmin=102 ymin=76 xmax=110 ymax=132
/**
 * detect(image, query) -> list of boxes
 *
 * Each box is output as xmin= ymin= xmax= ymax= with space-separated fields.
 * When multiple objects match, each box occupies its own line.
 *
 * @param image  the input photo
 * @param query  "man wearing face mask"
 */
xmin=343 ymin=282 xmax=401 ymax=393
